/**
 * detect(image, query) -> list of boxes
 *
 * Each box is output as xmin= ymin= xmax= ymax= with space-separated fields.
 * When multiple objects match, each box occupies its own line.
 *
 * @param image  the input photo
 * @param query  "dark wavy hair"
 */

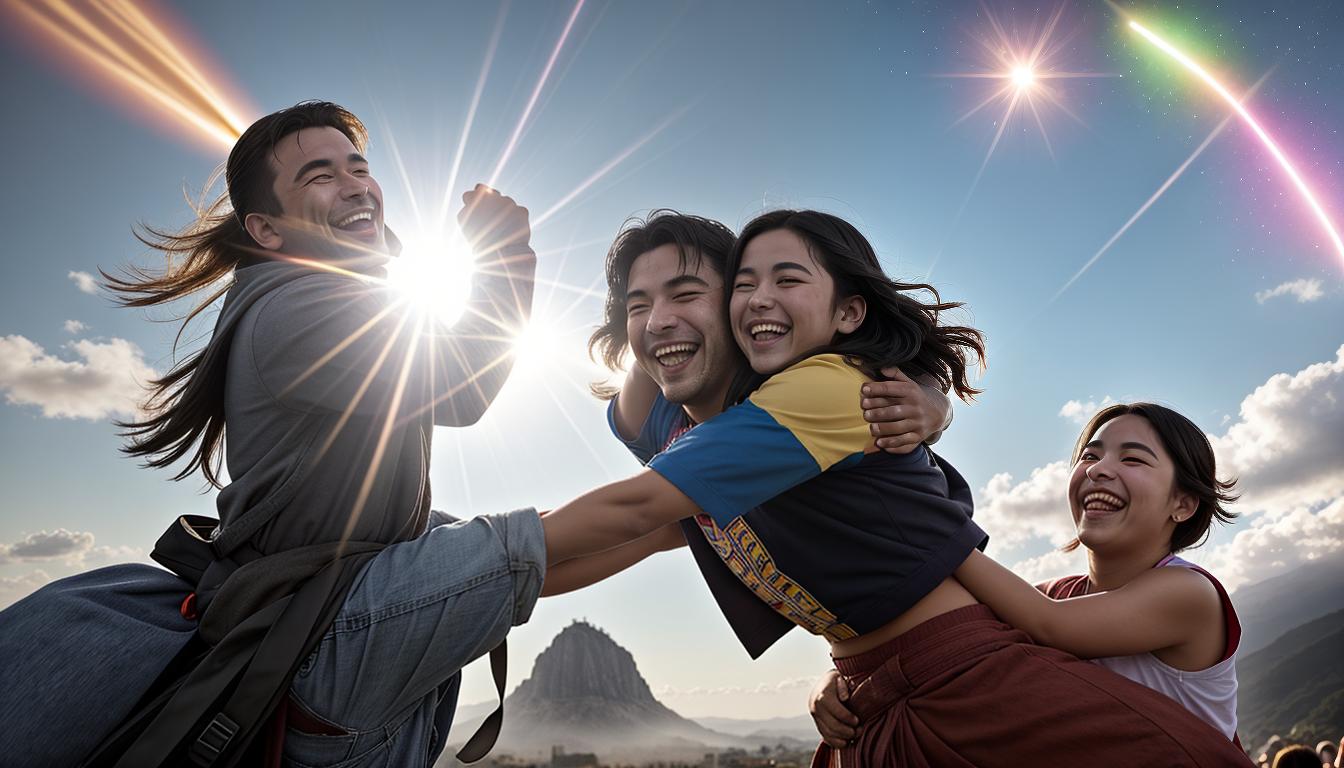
xmin=1066 ymin=402 xmax=1239 ymax=553
xmin=723 ymin=209 xmax=986 ymax=405
xmin=588 ymin=210 xmax=742 ymax=398
xmin=103 ymin=101 xmax=368 ymax=487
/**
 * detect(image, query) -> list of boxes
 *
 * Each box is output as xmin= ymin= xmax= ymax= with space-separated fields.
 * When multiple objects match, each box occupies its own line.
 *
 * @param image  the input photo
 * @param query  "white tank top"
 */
xmin=1090 ymin=555 xmax=1240 ymax=740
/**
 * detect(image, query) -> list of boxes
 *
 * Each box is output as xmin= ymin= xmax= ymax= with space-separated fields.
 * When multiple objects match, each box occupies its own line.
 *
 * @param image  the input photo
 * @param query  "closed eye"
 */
xmin=673 ymin=291 xmax=703 ymax=302
xmin=733 ymin=281 xmax=756 ymax=291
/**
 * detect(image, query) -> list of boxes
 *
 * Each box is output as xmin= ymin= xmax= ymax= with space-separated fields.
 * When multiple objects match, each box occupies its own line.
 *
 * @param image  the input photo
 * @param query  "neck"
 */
xmin=680 ymin=381 xmax=731 ymax=425
xmin=1086 ymin=542 xmax=1173 ymax=592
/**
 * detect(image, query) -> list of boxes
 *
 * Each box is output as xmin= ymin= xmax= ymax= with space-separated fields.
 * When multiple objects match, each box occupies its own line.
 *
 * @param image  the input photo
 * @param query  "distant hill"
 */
xmin=445 ymin=621 xmax=749 ymax=764
xmin=1237 ymin=609 xmax=1344 ymax=749
xmin=1232 ymin=557 xmax=1344 ymax=654
xmin=692 ymin=714 xmax=818 ymax=745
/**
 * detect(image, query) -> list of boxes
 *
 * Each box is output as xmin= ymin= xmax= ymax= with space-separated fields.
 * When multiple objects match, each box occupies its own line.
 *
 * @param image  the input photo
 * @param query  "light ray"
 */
xmin=486 ymin=0 xmax=586 ymax=187
xmin=1050 ymin=68 xmax=1274 ymax=303
xmin=1129 ymin=19 xmax=1344 ymax=267
xmin=437 ymin=0 xmax=509 ymax=230
xmin=532 ymin=107 xmax=684 ymax=228
xmin=5 ymin=0 xmax=251 ymax=150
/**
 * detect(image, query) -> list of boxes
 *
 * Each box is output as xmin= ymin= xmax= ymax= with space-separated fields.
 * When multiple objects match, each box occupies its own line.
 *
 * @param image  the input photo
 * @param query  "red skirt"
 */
xmin=811 ymin=605 xmax=1250 ymax=767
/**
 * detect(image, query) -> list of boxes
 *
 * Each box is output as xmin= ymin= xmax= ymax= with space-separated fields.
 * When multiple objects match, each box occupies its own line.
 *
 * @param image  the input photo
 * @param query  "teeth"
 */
xmin=750 ymin=322 xmax=789 ymax=339
xmin=336 ymin=211 xmax=373 ymax=227
xmin=1082 ymin=491 xmax=1125 ymax=510
xmin=653 ymin=343 xmax=697 ymax=366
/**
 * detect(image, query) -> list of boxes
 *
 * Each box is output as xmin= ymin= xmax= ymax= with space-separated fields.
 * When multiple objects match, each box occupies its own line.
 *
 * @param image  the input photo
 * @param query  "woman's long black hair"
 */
xmin=723 ymin=209 xmax=986 ymax=406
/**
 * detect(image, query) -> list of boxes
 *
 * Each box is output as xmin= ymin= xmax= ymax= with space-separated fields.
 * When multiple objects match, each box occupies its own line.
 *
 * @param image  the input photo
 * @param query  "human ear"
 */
xmin=835 ymin=295 xmax=866 ymax=335
xmin=244 ymin=212 xmax=284 ymax=251
xmin=1170 ymin=491 xmax=1198 ymax=523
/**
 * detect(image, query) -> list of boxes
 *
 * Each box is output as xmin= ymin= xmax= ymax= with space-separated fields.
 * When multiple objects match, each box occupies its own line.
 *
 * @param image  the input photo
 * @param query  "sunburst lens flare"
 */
xmin=1012 ymin=65 xmax=1036 ymax=90
xmin=384 ymin=228 xmax=476 ymax=325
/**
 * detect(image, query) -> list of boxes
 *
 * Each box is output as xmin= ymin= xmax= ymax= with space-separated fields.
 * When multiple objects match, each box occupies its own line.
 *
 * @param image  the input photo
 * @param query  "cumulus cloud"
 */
xmin=974 ymin=460 xmax=1075 ymax=551
xmin=1006 ymin=547 xmax=1089 ymax=587
xmin=0 ymin=334 xmax=155 ymax=420
xmin=1059 ymin=396 xmax=1115 ymax=425
xmin=67 ymin=270 xmax=99 ymax=295
xmin=0 ymin=570 xmax=52 ymax=609
xmin=63 ymin=320 xmax=88 ymax=334
xmin=995 ymin=346 xmax=1344 ymax=589
xmin=1211 ymin=345 xmax=1344 ymax=515
xmin=1 ymin=528 xmax=95 ymax=561
xmin=1255 ymin=278 xmax=1324 ymax=305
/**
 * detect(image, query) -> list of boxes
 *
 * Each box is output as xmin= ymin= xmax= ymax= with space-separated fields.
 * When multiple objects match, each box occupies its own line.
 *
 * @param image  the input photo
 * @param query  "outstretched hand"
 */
xmin=862 ymin=367 xmax=951 ymax=454
xmin=808 ymin=668 xmax=858 ymax=748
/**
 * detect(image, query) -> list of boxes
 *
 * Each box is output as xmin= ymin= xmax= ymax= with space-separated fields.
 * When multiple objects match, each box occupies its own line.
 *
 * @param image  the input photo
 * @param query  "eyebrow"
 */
xmin=1084 ymin=439 xmax=1160 ymax=460
xmin=293 ymin=153 xmax=368 ymax=183
xmin=735 ymin=261 xmax=815 ymax=276
xmin=625 ymin=275 xmax=710 ymax=304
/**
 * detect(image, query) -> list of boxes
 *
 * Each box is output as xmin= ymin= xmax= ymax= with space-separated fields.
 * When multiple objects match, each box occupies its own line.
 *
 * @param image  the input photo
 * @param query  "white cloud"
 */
xmin=1007 ymin=547 xmax=1089 ymax=587
xmin=63 ymin=320 xmax=87 ymax=334
xmin=1210 ymin=345 xmax=1344 ymax=515
xmin=0 ymin=334 xmax=155 ymax=420
xmin=1255 ymin=278 xmax=1324 ymax=305
xmin=67 ymin=270 xmax=98 ymax=295
xmin=995 ymin=346 xmax=1344 ymax=591
xmin=0 ymin=570 xmax=52 ymax=609
xmin=1199 ymin=498 xmax=1344 ymax=593
xmin=975 ymin=460 xmax=1075 ymax=551
xmin=1059 ymin=396 xmax=1115 ymax=425
xmin=0 ymin=528 xmax=95 ymax=562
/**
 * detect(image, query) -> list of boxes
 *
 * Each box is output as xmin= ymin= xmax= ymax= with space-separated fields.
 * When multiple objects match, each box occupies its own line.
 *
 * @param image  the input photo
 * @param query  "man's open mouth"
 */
xmin=652 ymin=342 xmax=698 ymax=368
xmin=333 ymin=210 xmax=375 ymax=232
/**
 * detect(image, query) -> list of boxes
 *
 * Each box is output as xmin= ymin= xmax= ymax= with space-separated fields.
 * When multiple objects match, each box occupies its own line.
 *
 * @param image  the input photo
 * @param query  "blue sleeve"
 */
xmin=606 ymin=391 xmax=684 ymax=466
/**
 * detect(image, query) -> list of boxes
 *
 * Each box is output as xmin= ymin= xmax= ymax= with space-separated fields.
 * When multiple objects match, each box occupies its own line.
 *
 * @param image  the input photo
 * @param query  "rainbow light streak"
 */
xmin=1130 ymin=20 xmax=1344 ymax=267
xmin=6 ymin=0 xmax=250 ymax=150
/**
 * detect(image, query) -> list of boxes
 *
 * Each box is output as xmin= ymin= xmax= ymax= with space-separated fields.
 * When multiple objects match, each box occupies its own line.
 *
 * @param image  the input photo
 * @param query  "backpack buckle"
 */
xmin=188 ymin=713 xmax=238 ymax=766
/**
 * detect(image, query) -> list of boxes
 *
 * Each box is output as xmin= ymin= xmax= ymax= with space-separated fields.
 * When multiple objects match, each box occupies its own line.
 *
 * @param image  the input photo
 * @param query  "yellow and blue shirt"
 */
xmin=613 ymin=354 xmax=986 ymax=653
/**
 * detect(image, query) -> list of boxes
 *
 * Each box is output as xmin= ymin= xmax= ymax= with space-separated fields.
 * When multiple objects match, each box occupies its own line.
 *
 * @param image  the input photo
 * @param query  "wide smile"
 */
xmin=650 ymin=341 xmax=699 ymax=373
xmin=1079 ymin=490 xmax=1127 ymax=520
xmin=331 ymin=209 xmax=379 ymax=240
xmin=745 ymin=320 xmax=791 ymax=350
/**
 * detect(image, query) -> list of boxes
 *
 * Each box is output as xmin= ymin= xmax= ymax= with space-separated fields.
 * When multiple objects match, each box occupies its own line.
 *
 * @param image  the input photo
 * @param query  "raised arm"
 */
xmin=954 ymin=549 xmax=1222 ymax=659
xmin=430 ymin=184 xmax=536 ymax=426
xmin=610 ymin=364 xmax=660 ymax=441
xmin=864 ymin=367 xmax=953 ymax=453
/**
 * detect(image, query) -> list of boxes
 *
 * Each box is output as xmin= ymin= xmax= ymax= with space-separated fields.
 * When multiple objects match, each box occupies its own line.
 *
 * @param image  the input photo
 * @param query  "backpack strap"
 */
xmin=455 ymin=641 xmax=508 ymax=763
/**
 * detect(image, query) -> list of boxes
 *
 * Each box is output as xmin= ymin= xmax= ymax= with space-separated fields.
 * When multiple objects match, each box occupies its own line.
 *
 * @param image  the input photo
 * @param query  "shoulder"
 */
xmin=1127 ymin=565 xmax=1222 ymax=617
xmin=749 ymin=354 xmax=867 ymax=414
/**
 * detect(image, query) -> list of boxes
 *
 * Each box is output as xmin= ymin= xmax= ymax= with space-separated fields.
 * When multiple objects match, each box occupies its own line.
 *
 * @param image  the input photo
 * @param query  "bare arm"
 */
xmin=541 ymin=469 xmax=700 ymax=565
xmin=954 ymin=549 xmax=1222 ymax=659
xmin=540 ymin=522 xmax=686 ymax=596
xmin=610 ymin=364 xmax=660 ymax=441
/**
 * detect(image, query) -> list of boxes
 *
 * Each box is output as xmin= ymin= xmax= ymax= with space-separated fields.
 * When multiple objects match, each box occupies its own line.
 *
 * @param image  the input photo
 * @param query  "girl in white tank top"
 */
xmin=952 ymin=403 xmax=1242 ymax=742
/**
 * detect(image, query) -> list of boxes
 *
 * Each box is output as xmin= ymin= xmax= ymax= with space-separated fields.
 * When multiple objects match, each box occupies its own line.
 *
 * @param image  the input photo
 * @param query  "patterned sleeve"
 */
xmin=647 ymin=354 xmax=875 ymax=526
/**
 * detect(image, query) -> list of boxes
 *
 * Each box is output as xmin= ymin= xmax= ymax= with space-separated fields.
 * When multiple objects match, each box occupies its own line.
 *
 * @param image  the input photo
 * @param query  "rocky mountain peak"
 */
xmin=509 ymin=620 xmax=658 ymax=705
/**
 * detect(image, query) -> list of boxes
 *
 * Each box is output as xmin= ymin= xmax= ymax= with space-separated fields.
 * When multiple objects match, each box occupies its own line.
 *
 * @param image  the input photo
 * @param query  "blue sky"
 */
xmin=1 ymin=1 xmax=1341 ymax=719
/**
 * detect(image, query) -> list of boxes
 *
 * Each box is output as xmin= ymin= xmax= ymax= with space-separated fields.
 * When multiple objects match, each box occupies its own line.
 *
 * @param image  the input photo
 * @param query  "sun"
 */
xmin=1012 ymin=65 xmax=1036 ymax=90
xmin=384 ymin=226 xmax=476 ymax=325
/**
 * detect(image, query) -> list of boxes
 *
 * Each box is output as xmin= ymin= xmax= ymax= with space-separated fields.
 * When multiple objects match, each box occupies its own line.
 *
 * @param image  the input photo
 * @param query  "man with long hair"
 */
xmin=1 ymin=101 xmax=545 ymax=767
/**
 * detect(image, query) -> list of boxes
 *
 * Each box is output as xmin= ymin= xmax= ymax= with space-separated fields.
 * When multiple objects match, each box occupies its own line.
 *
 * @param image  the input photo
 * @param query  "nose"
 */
xmin=1085 ymin=458 xmax=1115 ymax=483
xmin=646 ymin=299 xmax=679 ymax=333
xmin=747 ymin=285 xmax=774 ymax=311
xmin=340 ymin=173 xmax=369 ymax=200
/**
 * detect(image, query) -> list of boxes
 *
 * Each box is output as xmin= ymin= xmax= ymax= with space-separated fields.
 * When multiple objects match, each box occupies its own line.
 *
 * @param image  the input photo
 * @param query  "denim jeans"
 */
xmin=284 ymin=508 xmax=546 ymax=768
xmin=0 ymin=562 xmax=197 ymax=765
xmin=0 ymin=507 xmax=545 ymax=768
